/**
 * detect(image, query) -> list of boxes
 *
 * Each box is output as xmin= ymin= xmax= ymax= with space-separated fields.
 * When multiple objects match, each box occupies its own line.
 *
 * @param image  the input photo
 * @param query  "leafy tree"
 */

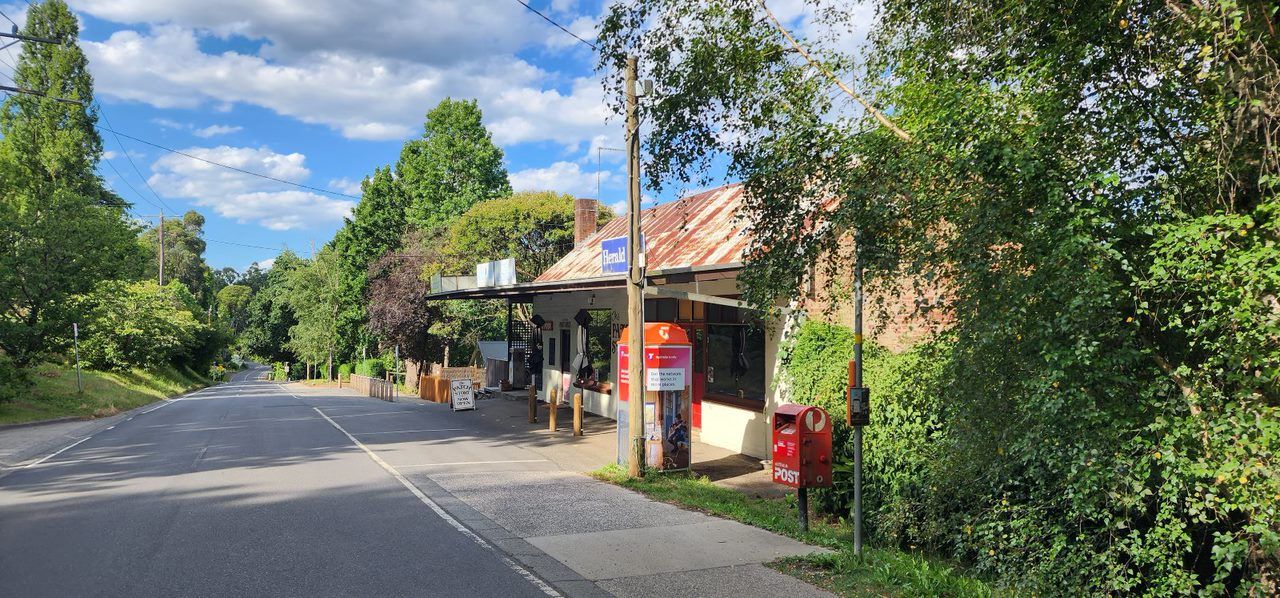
xmin=330 ymin=165 xmax=411 ymax=361
xmin=367 ymin=230 xmax=440 ymax=364
xmin=284 ymin=248 xmax=344 ymax=379
xmin=0 ymin=0 xmax=145 ymax=364
xmin=238 ymin=262 xmax=270 ymax=293
xmin=240 ymin=250 xmax=304 ymax=363
xmin=74 ymin=280 xmax=208 ymax=371
xmin=398 ymin=98 xmax=511 ymax=231
xmin=140 ymin=210 xmax=212 ymax=303
xmin=216 ymin=284 xmax=253 ymax=334
xmin=446 ymin=191 xmax=613 ymax=280
xmin=210 ymin=266 xmax=240 ymax=296
xmin=601 ymin=0 xmax=1279 ymax=593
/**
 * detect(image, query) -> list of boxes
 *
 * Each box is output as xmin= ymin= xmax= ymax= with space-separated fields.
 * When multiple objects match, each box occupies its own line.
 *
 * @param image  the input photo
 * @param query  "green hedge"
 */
xmin=337 ymin=363 xmax=353 ymax=381
xmin=354 ymin=358 xmax=385 ymax=378
xmin=780 ymin=320 xmax=951 ymax=550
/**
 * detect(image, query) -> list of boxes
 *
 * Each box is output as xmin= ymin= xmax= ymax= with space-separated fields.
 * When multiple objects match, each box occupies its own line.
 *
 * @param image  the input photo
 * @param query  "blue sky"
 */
xmin=0 ymin=0 xmax=631 ymax=271
xmin=0 ymin=1 xmax=854 ymax=272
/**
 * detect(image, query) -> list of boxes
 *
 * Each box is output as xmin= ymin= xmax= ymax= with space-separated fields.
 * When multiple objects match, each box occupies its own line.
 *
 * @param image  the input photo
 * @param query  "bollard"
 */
xmin=548 ymin=387 xmax=558 ymax=432
xmin=573 ymin=392 xmax=583 ymax=437
xmin=528 ymin=385 xmax=537 ymax=423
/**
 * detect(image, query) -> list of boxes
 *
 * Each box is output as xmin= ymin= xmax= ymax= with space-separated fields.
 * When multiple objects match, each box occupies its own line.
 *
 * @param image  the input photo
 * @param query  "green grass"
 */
xmin=590 ymin=464 xmax=1002 ymax=597
xmin=0 ymin=363 xmax=209 ymax=425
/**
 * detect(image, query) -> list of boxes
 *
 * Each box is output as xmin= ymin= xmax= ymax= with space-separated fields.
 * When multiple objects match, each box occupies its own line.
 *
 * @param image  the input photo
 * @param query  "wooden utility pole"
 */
xmin=625 ymin=55 xmax=646 ymax=477
xmin=158 ymin=210 xmax=165 ymax=286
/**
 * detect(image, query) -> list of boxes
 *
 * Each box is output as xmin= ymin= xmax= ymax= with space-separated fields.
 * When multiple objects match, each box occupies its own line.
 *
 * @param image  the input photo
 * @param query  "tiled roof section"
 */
xmin=535 ymin=183 xmax=750 ymax=283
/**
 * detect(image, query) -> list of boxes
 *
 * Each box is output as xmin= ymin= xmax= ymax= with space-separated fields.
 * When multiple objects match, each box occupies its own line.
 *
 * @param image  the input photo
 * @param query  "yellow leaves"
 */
xmin=1125 ymin=316 xmax=1133 ymax=323
xmin=1119 ymin=18 xmax=1129 ymax=29
xmin=1052 ymin=380 xmax=1060 ymax=388
xmin=1154 ymin=451 xmax=1162 ymax=460
xmin=964 ymin=525 xmax=973 ymax=535
xmin=997 ymin=446 xmax=1005 ymax=456
xmin=1239 ymin=475 xmax=1248 ymax=485
xmin=1001 ymin=498 xmax=1009 ymax=506
xmin=988 ymin=549 xmax=996 ymax=556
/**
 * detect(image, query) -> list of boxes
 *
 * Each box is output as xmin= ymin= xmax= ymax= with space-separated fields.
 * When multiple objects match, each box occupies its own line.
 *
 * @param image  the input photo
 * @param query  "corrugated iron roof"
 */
xmin=535 ymin=183 xmax=750 ymax=283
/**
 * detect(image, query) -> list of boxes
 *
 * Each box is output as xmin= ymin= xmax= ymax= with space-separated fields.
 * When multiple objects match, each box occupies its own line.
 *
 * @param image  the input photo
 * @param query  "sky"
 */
xmin=0 ymin=0 xmax=858 ymax=272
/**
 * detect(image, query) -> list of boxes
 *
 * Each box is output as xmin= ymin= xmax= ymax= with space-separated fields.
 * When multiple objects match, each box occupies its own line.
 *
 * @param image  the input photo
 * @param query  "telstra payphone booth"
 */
xmin=616 ymin=323 xmax=693 ymax=471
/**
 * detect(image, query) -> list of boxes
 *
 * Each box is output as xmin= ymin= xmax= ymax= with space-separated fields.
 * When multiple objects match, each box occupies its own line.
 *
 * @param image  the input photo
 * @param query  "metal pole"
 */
xmin=852 ymin=229 xmax=864 ymax=555
xmin=73 ymin=323 xmax=83 ymax=393
xmin=798 ymin=486 xmax=810 ymax=532
xmin=625 ymin=55 xmax=646 ymax=477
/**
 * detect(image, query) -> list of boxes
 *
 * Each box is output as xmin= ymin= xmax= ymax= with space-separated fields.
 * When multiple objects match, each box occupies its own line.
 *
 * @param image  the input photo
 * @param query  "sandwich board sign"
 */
xmin=450 ymin=378 xmax=475 ymax=411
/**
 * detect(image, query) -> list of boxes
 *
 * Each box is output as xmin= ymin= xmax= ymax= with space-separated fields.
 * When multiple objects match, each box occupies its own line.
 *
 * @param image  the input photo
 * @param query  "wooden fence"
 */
xmin=349 ymin=374 xmax=397 ymax=402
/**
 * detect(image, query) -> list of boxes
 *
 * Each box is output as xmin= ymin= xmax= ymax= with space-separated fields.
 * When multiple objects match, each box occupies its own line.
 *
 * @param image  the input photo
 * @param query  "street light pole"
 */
xmin=625 ymin=55 xmax=646 ymax=477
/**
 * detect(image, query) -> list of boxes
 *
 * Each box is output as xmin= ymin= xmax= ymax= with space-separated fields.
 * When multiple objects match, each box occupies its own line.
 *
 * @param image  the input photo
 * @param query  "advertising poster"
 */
xmin=616 ymin=340 xmax=692 ymax=470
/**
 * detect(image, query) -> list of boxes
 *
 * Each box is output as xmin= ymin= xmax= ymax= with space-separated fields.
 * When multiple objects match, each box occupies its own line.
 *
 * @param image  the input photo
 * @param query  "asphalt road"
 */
xmin=0 ymin=367 xmax=555 ymax=598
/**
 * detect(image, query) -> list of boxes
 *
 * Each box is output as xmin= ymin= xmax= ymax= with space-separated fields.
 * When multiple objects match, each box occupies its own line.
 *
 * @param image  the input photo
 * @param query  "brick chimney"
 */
xmin=574 ymin=198 xmax=598 ymax=247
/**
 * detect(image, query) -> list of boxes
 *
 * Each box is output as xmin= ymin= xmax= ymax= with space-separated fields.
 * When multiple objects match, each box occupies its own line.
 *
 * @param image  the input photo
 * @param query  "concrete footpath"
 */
xmin=297 ymin=382 xmax=831 ymax=597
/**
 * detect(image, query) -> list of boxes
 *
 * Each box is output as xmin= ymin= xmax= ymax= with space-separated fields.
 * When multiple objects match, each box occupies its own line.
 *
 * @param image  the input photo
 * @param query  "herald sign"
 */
xmin=600 ymin=235 xmax=646 ymax=275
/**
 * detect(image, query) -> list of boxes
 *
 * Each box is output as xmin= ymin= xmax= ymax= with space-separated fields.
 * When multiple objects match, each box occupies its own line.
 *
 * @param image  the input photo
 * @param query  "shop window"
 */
xmin=644 ymin=298 xmax=678 ymax=322
xmin=585 ymin=309 xmax=612 ymax=385
xmin=678 ymin=299 xmax=693 ymax=321
xmin=705 ymin=314 xmax=766 ymax=404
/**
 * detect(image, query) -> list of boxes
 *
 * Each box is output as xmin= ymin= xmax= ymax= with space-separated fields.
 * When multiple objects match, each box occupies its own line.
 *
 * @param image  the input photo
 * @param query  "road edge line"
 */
xmin=310 ymin=405 xmax=562 ymax=598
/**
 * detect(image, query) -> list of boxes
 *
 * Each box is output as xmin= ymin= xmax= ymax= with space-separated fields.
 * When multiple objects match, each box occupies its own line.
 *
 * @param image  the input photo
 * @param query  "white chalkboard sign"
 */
xmin=450 ymin=378 xmax=475 ymax=411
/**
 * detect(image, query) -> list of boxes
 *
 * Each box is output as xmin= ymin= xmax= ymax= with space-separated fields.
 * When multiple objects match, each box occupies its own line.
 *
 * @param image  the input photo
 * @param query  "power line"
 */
xmin=96 ymin=104 xmax=176 ymax=213
xmin=93 ymin=122 xmax=363 ymax=201
xmin=206 ymin=238 xmax=284 ymax=252
xmin=514 ymin=0 xmax=596 ymax=51
xmin=100 ymin=155 xmax=164 ymax=212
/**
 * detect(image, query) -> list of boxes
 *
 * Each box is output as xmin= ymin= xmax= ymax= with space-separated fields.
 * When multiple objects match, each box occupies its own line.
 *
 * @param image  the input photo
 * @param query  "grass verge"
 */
xmin=590 ymin=464 xmax=1001 ymax=597
xmin=0 ymin=363 xmax=208 ymax=425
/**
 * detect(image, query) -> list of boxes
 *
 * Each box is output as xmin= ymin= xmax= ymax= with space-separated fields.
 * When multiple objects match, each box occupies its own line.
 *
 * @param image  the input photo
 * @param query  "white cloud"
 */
xmin=509 ymin=161 xmax=611 ymax=198
xmin=253 ymin=257 xmax=276 ymax=271
xmin=102 ymin=150 xmax=118 ymax=160
xmin=328 ymin=177 xmax=363 ymax=196
xmin=78 ymin=3 xmax=613 ymax=146
xmin=150 ymin=117 xmax=185 ymax=129
xmin=193 ymin=124 xmax=242 ymax=138
xmin=70 ymin=0 xmax=550 ymax=65
xmin=148 ymin=145 xmax=354 ymax=230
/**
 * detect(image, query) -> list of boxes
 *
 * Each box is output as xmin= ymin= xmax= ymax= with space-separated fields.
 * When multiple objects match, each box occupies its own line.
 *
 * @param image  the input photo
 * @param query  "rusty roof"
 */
xmin=535 ymin=183 xmax=750 ymax=283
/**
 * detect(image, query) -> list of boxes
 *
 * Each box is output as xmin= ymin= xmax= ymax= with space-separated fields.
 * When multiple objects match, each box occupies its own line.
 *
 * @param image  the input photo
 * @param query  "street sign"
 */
xmin=450 ymin=378 xmax=475 ymax=411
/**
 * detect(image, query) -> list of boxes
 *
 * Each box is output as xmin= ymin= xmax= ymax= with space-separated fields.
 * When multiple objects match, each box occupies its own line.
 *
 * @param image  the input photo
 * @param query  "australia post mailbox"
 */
xmin=772 ymin=404 xmax=833 ymax=488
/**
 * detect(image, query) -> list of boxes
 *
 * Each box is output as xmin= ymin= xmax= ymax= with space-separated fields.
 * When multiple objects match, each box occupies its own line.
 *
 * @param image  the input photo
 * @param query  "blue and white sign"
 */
xmin=601 ymin=235 xmax=644 ymax=274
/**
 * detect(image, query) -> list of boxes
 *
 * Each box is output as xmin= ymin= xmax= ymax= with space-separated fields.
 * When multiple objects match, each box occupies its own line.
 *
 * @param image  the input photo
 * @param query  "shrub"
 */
xmin=354 ymin=358 xmax=385 ymax=378
xmin=0 ymin=354 xmax=30 ymax=402
xmin=75 ymin=281 xmax=210 ymax=371
xmin=337 ymin=363 xmax=352 ymax=381
xmin=780 ymin=320 xmax=951 ymax=550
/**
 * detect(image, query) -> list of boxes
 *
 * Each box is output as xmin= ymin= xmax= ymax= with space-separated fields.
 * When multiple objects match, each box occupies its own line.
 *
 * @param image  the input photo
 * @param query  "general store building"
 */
xmin=427 ymin=184 xmax=788 ymax=459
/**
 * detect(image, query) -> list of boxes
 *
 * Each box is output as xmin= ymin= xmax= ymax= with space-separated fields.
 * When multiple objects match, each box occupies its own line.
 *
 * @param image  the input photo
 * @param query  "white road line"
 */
xmin=23 ymin=436 xmax=91 ymax=468
xmin=398 ymin=459 xmax=549 ymax=468
xmin=328 ymin=411 xmax=424 ymax=419
xmin=311 ymin=407 xmax=561 ymax=597
xmin=351 ymin=428 xmax=465 ymax=435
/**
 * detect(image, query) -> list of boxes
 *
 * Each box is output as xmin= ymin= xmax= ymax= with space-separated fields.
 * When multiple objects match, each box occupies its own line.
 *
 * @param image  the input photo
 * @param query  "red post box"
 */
xmin=772 ymin=404 xmax=833 ymax=488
